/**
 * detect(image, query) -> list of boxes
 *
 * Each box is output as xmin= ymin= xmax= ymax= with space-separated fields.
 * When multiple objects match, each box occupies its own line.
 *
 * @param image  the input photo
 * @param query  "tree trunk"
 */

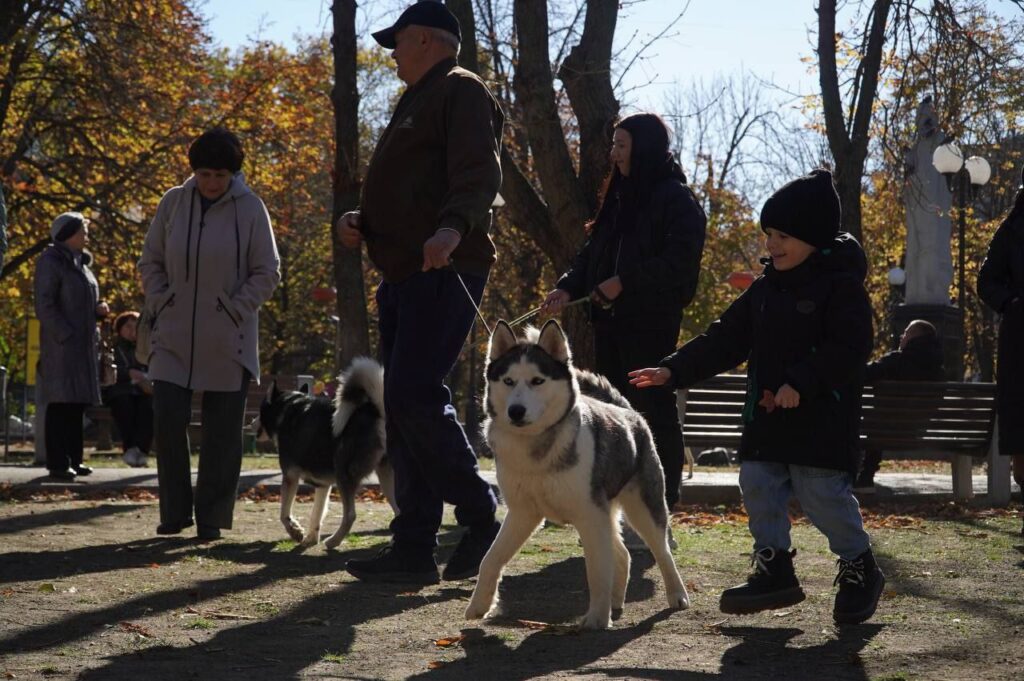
xmin=330 ymin=0 xmax=370 ymax=369
xmin=817 ymin=0 xmax=892 ymax=244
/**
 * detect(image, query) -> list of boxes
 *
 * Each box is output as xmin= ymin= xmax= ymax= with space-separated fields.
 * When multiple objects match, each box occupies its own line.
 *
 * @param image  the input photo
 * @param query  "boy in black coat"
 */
xmin=854 ymin=320 xmax=945 ymax=491
xmin=629 ymin=170 xmax=885 ymax=625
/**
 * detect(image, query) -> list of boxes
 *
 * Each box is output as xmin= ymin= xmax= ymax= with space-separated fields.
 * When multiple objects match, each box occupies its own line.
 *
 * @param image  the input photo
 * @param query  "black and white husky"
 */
xmin=466 ymin=320 xmax=689 ymax=630
xmin=255 ymin=358 xmax=397 ymax=548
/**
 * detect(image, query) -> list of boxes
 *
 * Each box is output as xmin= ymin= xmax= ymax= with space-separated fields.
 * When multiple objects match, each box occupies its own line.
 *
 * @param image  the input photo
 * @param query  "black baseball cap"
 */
xmin=372 ymin=1 xmax=461 ymax=49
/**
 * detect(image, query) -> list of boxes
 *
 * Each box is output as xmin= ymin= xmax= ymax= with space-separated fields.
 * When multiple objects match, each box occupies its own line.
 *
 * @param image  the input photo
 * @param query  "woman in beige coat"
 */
xmin=139 ymin=127 xmax=280 ymax=540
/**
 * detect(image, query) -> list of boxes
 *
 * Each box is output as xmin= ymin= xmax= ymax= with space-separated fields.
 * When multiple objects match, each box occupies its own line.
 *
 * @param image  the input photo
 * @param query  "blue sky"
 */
xmin=201 ymin=0 xmax=825 ymax=108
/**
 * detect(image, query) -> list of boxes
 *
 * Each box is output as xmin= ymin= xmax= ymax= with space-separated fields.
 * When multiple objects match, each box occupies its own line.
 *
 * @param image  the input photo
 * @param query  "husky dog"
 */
xmin=255 ymin=357 xmax=397 ymax=548
xmin=466 ymin=320 xmax=689 ymax=630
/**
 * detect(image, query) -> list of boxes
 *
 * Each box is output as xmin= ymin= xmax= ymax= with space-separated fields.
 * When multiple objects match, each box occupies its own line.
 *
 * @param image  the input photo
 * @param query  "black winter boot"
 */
xmin=346 ymin=543 xmax=440 ymax=585
xmin=833 ymin=548 xmax=885 ymax=624
xmin=719 ymin=547 xmax=806 ymax=614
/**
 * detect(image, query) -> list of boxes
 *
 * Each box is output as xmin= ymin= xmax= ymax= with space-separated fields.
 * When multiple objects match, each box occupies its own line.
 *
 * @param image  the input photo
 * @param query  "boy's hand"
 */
xmin=336 ymin=211 xmax=363 ymax=249
xmin=774 ymin=383 xmax=800 ymax=408
xmin=628 ymin=367 xmax=671 ymax=388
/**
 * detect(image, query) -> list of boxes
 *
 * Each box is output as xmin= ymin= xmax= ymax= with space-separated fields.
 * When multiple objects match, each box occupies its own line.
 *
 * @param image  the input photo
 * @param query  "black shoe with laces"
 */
xmin=346 ymin=543 xmax=440 ymax=585
xmin=442 ymin=520 xmax=500 ymax=581
xmin=833 ymin=548 xmax=885 ymax=624
xmin=719 ymin=547 xmax=806 ymax=614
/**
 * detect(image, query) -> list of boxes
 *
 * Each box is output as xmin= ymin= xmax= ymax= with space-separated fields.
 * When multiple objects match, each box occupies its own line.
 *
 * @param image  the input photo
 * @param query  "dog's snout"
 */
xmin=507 ymin=404 xmax=527 ymax=423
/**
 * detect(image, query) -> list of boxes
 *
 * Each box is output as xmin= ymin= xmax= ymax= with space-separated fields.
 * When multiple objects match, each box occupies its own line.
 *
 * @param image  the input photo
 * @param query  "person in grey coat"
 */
xmin=33 ymin=212 xmax=110 ymax=480
xmin=138 ymin=128 xmax=280 ymax=541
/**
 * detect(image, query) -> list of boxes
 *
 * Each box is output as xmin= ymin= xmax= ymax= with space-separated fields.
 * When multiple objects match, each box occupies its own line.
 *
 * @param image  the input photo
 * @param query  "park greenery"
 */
xmin=1 ymin=0 xmax=1023 ymax=405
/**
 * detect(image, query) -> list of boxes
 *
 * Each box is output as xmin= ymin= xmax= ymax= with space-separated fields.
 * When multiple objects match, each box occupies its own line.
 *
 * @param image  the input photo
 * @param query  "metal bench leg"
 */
xmin=951 ymin=455 xmax=974 ymax=502
xmin=986 ymin=417 xmax=1011 ymax=506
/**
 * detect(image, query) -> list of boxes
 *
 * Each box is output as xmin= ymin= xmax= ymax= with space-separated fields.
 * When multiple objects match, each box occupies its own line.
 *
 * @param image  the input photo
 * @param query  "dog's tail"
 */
xmin=333 ymin=357 xmax=385 ymax=437
xmin=575 ymin=368 xmax=632 ymax=411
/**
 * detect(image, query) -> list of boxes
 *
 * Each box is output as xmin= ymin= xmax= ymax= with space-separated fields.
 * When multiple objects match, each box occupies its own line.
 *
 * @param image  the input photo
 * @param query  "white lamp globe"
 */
xmin=964 ymin=156 xmax=991 ymax=186
xmin=932 ymin=143 xmax=964 ymax=174
xmin=888 ymin=266 xmax=906 ymax=286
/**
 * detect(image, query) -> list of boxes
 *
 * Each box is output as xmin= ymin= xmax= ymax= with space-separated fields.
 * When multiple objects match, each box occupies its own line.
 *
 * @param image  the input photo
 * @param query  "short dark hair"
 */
xmin=113 ymin=311 xmax=140 ymax=335
xmin=905 ymin=319 xmax=937 ymax=340
xmin=188 ymin=127 xmax=244 ymax=173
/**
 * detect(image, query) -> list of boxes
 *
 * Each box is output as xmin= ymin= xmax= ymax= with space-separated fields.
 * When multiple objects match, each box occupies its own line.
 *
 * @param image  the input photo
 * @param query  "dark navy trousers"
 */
xmin=377 ymin=268 xmax=497 ymax=552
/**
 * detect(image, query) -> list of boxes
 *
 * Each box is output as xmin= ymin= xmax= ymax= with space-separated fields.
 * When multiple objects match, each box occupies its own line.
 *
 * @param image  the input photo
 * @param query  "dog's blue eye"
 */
xmin=503 ymin=378 xmax=514 ymax=386
xmin=531 ymin=377 xmax=545 ymax=386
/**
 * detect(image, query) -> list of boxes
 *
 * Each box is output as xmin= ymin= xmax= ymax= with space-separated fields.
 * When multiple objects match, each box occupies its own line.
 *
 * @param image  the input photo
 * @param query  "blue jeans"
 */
xmin=739 ymin=461 xmax=871 ymax=560
xmin=377 ymin=268 xmax=497 ymax=552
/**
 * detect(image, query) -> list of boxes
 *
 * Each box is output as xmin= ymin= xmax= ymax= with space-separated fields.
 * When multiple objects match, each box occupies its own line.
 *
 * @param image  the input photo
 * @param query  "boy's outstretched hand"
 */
xmin=774 ymin=383 xmax=800 ymax=408
xmin=628 ymin=367 xmax=672 ymax=388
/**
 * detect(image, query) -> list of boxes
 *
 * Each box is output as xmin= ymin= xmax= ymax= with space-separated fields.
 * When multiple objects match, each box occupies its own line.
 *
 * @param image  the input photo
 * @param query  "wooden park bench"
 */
xmin=679 ymin=375 xmax=1010 ymax=505
xmin=86 ymin=374 xmax=304 ymax=454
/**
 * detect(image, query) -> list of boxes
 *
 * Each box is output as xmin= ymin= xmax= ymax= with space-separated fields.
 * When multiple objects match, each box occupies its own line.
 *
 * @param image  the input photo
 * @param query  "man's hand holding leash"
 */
xmin=423 ymin=228 xmax=461 ymax=271
xmin=337 ymin=211 xmax=363 ymax=249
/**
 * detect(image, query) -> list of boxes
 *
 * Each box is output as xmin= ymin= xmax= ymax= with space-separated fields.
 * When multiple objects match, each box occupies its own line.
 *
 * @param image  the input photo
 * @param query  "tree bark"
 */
xmin=817 ymin=0 xmax=892 ymax=243
xmin=330 ymin=0 xmax=370 ymax=368
xmin=445 ymin=0 xmax=479 ymax=74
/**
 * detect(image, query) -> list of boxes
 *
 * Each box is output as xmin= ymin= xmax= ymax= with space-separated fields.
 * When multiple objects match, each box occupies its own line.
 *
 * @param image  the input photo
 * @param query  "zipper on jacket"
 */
xmin=186 ymin=218 xmax=206 ymax=388
xmin=184 ymin=188 xmax=196 ymax=282
xmin=216 ymin=296 xmax=240 ymax=328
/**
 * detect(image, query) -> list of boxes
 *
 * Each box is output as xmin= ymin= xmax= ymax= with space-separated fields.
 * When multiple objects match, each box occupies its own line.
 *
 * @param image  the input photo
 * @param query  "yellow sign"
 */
xmin=27 ymin=318 xmax=39 ymax=386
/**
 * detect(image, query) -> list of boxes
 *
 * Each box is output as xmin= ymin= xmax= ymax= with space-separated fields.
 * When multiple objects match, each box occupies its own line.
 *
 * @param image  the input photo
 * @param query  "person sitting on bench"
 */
xmin=855 ymin=319 xmax=945 ymax=492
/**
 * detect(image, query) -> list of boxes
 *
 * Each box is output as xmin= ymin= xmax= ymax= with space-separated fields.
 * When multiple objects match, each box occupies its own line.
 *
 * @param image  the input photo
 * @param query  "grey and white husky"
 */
xmin=255 ymin=357 xmax=397 ymax=549
xmin=466 ymin=320 xmax=689 ymax=630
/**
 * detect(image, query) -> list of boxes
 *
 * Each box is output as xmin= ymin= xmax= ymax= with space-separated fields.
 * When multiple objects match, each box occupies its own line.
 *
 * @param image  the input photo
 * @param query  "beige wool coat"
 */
xmin=138 ymin=174 xmax=280 ymax=391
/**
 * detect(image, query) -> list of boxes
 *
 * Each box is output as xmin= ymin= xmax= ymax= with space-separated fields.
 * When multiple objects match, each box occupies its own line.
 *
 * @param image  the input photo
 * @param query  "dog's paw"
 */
xmin=464 ymin=595 xmax=493 ymax=620
xmin=284 ymin=520 xmax=305 ymax=543
xmin=667 ymin=589 xmax=690 ymax=610
xmin=579 ymin=611 xmax=611 ymax=630
xmin=298 ymin=533 xmax=321 ymax=548
xmin=323 ymin=534 xmax=346 ymax=550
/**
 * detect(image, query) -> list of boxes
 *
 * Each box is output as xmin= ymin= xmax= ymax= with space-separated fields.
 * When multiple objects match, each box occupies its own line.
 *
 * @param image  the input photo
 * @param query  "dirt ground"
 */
xmin=0 ymin=491 xmax=1022 ymax=681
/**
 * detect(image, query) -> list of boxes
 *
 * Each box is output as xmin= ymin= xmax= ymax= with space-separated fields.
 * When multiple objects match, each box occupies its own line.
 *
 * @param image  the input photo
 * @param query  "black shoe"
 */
xmin=443 ymin=520 xmax=500 ymax=581
xmin=852 ymin=471 xmax=875 ymax=494
xmin=47 ymin=468 xmax=77 ymax=482
xmin=833 ymin=549 xmax=886 ymax=624
xmin=346 ymin=543 xmax=440 ymax=585
xmin=196 ymin=524 xmax=222 ymax=542
xmin=73 ymin=465 xmax=93 ymax=476
xmin=720 ymin=547 xmax=806 ymax=614
xmin=156 ymin=518 xmax=195 ymax=535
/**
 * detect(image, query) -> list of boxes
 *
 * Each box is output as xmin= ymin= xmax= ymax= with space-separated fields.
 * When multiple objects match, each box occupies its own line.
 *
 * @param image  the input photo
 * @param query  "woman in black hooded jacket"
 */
xmin=541 ymin=112 xmax=707 ymax=512
xmin=978 ymin=174 xmax=1024 ymax=524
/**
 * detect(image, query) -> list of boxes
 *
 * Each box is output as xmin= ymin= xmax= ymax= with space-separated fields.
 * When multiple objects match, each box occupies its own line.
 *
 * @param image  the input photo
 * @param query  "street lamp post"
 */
xmin=931 ymin=141 xmax=990 ymax=317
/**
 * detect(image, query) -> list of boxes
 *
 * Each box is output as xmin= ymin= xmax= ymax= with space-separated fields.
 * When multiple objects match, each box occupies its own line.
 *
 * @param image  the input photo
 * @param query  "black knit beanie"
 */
xmin=760 ymin=169 xmax=841 ymax=249
xmin=188 ymin=127 xmax=244 ymax=173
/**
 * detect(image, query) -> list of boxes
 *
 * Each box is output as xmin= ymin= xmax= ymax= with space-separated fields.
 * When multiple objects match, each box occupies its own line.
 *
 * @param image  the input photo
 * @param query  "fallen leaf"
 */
xmin=515 ymin=619 xmax=551 ymax=630
xmin=148 ymin=563 xmax=160 ymax=569
xmin=2 ymin=588 xmax=15 ymax=597
xmin=119 ymin=621 xmax=154 ymax=638
xmin=685 ymin=580 xmax=700 ymax=593
xmin=433 ymin=635 xmax=465 ymax=648
xmin=427 ymin=661 xmax=446 ymax=669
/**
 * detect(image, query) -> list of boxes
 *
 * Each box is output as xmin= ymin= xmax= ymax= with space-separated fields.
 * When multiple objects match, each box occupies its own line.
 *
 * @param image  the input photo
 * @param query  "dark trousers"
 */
xmin=152 ymin=372 xmax=249 ymax=529
xmin=109 ymin=394 xmax=153 ymax=453
xmin=594 ymin=323 xmax=685 ymax=508
xmin=377 ymin=269 xmax=497 ymax=552
xmin=860 ymin=449 xmax=883 ymax=478
xmin=45 ymin=402 xmax=86 ymax=472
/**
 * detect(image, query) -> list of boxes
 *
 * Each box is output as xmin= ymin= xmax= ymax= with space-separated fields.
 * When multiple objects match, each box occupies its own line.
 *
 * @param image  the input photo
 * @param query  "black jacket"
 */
xmin=865 ymin=334 xmax=945 ymax=383
xmin=556 ymin=165 xmax=707 ymax=329
xmin=978 ymin=210 xmax=1024 ymax=453
xmin=660 ymin=233 xmax=873 ymax=473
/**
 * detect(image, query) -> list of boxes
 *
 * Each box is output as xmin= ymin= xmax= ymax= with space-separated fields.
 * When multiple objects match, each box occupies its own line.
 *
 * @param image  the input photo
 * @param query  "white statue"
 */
xmin=903 ymin=97 xmax=954 ymax=306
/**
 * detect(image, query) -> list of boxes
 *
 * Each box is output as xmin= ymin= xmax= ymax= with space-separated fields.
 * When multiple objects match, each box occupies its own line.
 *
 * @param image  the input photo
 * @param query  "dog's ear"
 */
xmin=488 ymin=320 xmax=517 ymax=360
xmin=537 ymin=319 xmax=571 ymax=364
xmin=299 ymin=383 xmax=310 ymax=394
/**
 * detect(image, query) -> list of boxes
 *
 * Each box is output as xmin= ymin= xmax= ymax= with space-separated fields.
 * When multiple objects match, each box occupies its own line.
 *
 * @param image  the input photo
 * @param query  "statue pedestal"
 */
xmin=891 ymin=304 xmax=964 ymax=380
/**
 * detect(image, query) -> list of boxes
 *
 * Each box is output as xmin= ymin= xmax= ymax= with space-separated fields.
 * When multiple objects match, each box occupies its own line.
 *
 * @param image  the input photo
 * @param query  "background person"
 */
xmin=338 ymin=1 xmax=504 ymax=584
xmin=978 ymin=173 xmax=1024 ymax=533
xmin=34 ymin=212 xmax=109 ymax=481
xmin=854 ymin=319 xmax=945 ymax=492
xmin=139 ymin=127 xmax=280 ymax=541
xmin=541 ymin=112 xmax=706 ymax=522
xmin=104 ymin=311 xmax=154 ymax=468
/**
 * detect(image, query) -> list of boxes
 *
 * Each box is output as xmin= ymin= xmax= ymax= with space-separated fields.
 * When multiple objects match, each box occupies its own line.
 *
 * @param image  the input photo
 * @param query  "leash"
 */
xmin=446 ymin=260 xmax=588 ymax=336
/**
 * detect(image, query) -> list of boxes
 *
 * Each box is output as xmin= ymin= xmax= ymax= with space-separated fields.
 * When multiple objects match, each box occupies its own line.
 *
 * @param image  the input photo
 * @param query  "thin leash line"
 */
xmin=446 ymin=260 xmax=587 ymax=336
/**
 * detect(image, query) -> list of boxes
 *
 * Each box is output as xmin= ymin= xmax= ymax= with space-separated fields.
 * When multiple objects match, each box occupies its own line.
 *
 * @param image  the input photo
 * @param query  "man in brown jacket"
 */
xmin=338 ymin=1 xmax=504 ymax=585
